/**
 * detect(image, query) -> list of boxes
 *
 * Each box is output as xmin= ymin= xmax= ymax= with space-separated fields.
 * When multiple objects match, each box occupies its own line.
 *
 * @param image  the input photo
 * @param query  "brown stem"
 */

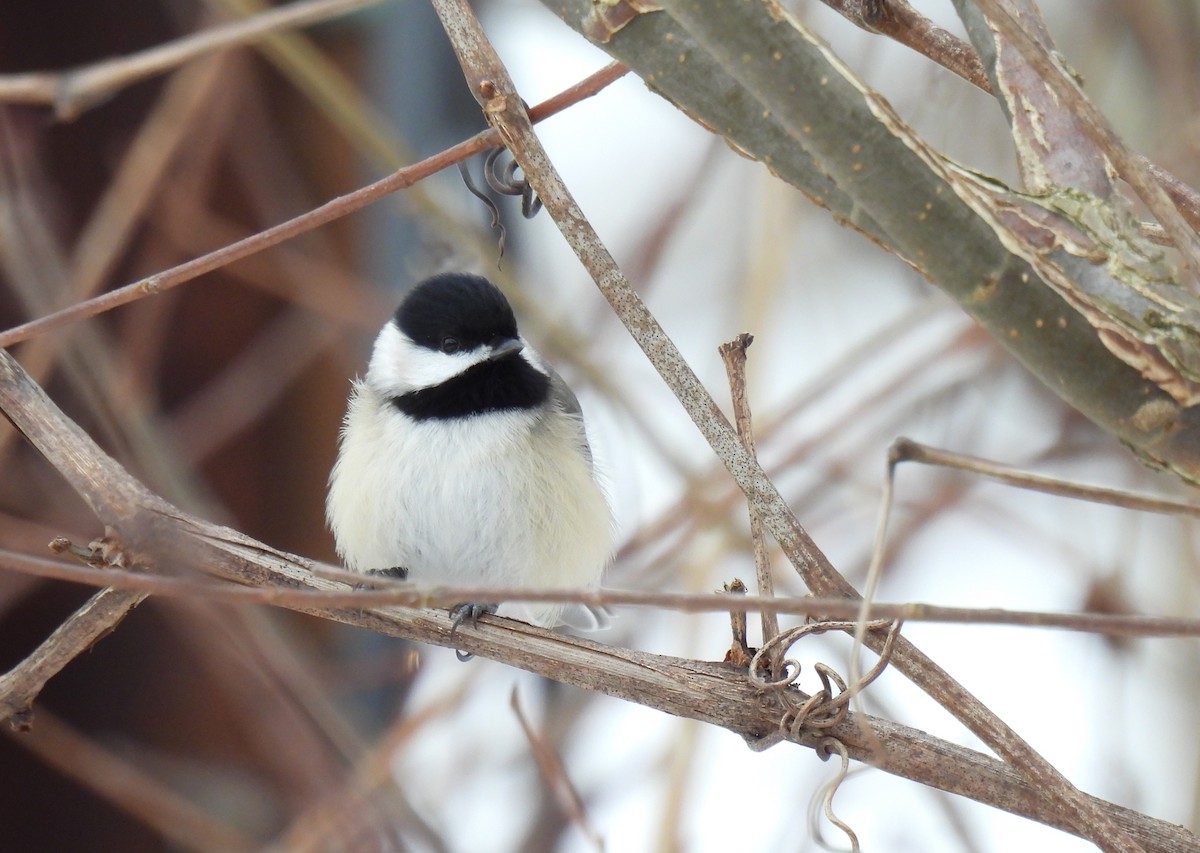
xmin=718 ymin=333 xmax=782 ymax=674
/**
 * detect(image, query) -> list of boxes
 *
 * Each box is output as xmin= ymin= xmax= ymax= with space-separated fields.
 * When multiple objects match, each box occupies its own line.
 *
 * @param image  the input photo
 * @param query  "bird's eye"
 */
xmin=440 ymin=336 xmax=460 ymax=354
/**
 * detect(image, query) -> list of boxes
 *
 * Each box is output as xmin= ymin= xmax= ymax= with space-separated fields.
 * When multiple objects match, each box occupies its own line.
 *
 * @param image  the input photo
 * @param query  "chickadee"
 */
xmin=326 ymin=272 xmax=613 ymax=630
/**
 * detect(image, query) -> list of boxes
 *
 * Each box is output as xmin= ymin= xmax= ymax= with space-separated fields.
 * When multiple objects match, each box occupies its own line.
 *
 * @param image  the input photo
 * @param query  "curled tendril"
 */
xmin=458 ymin=147 xmax=545 ymax=267
xmin=810 ymin=738 xmax=861 ymax=853
xmin=749 ymin=620 xmax=898 ymax=849
xmin=458 ymin=157 xmax=507 ymax=264
xmin=748 ymin=655 xmax=800 ymax=690
xmin=749 ymin=619 xmax=904 ymax=739
xmin=484 ymin=146 xmax=543 ymax=218
xmin=804 ymin=664 xmax=850 ymax=731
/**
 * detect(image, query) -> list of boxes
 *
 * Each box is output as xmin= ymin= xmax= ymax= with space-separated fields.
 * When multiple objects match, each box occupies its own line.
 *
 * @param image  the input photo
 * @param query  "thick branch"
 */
xmin=539 ymin=0 xmax=1200 ymax=489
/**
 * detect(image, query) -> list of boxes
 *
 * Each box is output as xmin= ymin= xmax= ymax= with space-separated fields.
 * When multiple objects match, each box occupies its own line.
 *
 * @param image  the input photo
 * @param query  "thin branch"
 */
xmin=820 ymin=0 xmax=991 ymax=91
xmin=0 ymin=60 xmax=628 ymax=350
xmin=0 ymin=0 xmax=385 ymax=120
xmin=890 ymin=437 xmax=1200 ymax=516
xmin=719 ymin=334 xmax=781 ymax=672
xmin=0 ymin=588 xmax=145 ymax=726
xmin=2 ymin=548 xmax=1199 ymax=638
xmin=510 ymin=687 xmax=604 ymax=850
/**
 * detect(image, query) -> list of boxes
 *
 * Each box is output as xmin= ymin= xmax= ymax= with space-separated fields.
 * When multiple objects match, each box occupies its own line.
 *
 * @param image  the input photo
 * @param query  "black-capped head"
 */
xmin=366 ymin=273 xmax=551 ymax=420
xmin=395 ymin=273 xmax=520 ymax=356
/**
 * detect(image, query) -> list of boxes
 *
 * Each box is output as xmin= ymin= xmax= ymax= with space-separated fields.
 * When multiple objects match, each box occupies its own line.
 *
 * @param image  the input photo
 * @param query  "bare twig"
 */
xmin=719 ymin=333 xmax=781 ymax=673
xmin=0 ymin=61 xmax=628 ymax=350
xmin=2 ymin=547 xmax=1199 ymax=638
xmin=0 ymin=587 xmax=145 ymax=726
xmin=820 ymin=0 xmax=991 ymax=91
xmin=811 ymin=738 xmax=861 ymax=852
xmin=432 ymin=0 xmax=845 ymax=618
xmin=0 ymin=52 xmax=234 ymax=478
xmin=511 ymin=688 xmax=604 ymax=851
xmin=0 ymin=0 xmax=384 ymax=120
xmin=890 ymin=437 xmax=1200 ymax=517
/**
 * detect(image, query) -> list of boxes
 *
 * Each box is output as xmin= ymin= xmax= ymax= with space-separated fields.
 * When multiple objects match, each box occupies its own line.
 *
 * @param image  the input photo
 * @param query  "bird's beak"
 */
xmin=487 ymin=338 xmax=524 ymax=361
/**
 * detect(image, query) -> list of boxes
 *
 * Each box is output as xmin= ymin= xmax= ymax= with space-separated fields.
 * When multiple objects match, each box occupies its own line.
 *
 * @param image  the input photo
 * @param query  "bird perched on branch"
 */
xmin=327 ymin=272 xmax=613 ymax=631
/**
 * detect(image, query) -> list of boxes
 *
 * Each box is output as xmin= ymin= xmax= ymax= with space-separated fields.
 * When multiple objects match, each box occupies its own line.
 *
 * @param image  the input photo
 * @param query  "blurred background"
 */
xmin=0 ymin=0 xmax=1197 ymax=850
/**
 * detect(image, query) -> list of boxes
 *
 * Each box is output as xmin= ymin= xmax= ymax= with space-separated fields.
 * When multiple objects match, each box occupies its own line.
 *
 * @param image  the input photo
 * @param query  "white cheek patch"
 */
xmin=519 ymin=346 xmax=549 ymax=375
xmin=366 ymin=322 xmax=491 ymax=395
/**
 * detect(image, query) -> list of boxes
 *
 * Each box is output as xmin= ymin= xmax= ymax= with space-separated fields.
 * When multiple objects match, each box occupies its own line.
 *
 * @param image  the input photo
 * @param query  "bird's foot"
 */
xmin=366 ymin=566 xmax=409 ymax=580
xmin=351 ymin=567 xmax=409 ymax=617
xmin=449 ymin=603 xmax=497 ymax=661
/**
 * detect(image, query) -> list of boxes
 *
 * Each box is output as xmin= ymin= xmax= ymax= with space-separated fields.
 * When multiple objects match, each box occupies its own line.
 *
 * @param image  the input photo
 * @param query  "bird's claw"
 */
xmin=449 ymin=603 xmax=497 ymax=661
xmin=367 ymin=566 xmax=409 ymax=580
xmin=351 ymin=567 xmax=409 ymax=617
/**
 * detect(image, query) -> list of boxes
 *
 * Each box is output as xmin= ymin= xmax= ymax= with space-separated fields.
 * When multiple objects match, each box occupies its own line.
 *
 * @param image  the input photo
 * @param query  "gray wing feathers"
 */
xmin=546 ymin=366 xmax=593 ymax=464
